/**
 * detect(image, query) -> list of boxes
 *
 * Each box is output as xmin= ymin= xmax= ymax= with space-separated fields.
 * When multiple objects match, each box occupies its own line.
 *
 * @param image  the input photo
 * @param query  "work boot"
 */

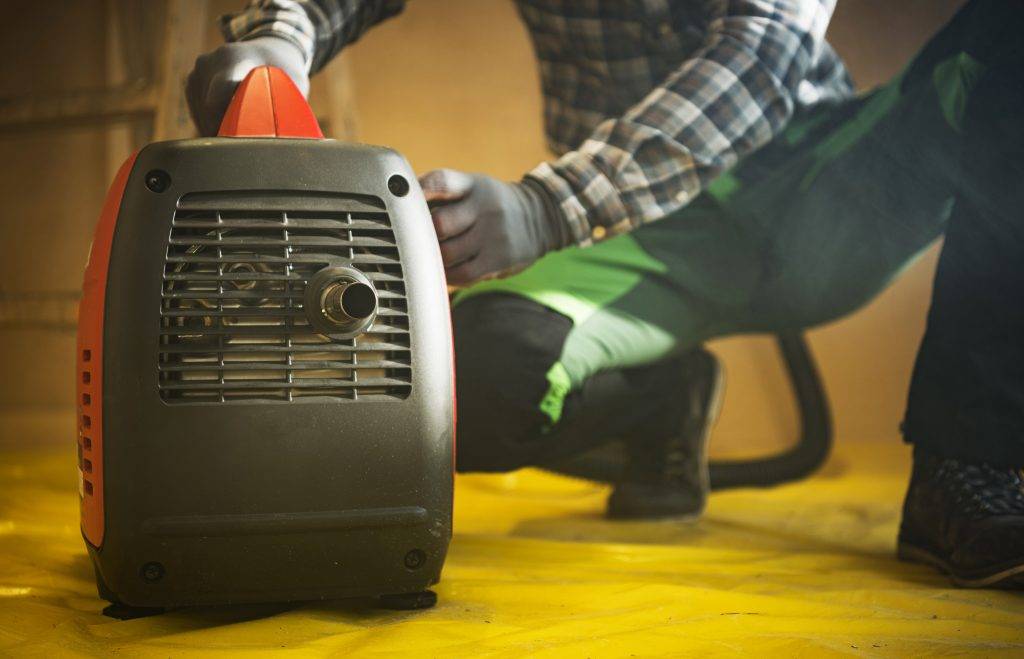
xmin=898 ymin=451 xmax=1024 ymax=588
xmin=605 ymin=349 xmax=725 ymax=520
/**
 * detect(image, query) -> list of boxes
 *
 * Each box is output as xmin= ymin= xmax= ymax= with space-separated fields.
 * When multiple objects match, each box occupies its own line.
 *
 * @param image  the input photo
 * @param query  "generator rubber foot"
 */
xmin=102 ymin=603 xmax=165 ymax=620
xmin=377 ymin=590 xmax=437 ymax=610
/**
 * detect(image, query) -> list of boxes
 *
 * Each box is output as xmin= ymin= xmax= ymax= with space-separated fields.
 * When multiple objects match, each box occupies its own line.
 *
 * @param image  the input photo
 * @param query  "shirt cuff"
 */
xmin=220 ymin=3 xmax=317 ymax=72
xmin=526 ymin=152 xmax=632 ymax=247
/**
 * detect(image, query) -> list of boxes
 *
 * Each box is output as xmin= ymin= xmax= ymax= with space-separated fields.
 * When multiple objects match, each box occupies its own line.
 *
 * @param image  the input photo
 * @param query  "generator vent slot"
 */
xmin=78 ymin=347 xmax=96 ymax=496
xmin=159 ymin=198 xmax=411 ymax=403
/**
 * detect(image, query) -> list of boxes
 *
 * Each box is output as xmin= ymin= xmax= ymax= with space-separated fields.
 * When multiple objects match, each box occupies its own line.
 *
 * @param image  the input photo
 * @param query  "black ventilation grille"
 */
xmin=159 ymin=195 xmax=411 ymax=403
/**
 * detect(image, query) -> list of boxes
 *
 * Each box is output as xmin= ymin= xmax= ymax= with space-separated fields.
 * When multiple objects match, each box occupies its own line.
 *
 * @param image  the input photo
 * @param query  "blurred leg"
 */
xmin=891 ymin=0 xmax=1024 ymax=588
xmin=453 ymin=292 xmax=704 ymax=472
xmin=902 ymin=2 xmax=1024 ymax=466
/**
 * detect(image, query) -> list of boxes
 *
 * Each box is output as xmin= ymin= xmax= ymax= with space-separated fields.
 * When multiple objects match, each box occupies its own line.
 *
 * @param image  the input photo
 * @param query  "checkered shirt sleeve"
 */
xmin=527 ymin=0 xmax=840 ymax=246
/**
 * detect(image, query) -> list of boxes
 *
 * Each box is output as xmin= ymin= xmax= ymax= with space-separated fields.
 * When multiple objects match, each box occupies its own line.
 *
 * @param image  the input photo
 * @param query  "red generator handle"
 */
xmin=217 ymin=66 xmax=323 ymax=139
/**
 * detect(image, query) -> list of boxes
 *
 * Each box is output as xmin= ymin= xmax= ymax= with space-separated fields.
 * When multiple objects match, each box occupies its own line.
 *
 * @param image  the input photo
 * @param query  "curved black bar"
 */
xmin=708 ymin=332 xmax=833 ymax=490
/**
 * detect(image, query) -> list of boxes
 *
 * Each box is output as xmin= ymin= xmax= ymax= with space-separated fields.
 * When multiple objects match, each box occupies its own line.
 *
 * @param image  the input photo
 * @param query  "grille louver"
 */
xmin=159 ymin=193 xmax=411 ymax=403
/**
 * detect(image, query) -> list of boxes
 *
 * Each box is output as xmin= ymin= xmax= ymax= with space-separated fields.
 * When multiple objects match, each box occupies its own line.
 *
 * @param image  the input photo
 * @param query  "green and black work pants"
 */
xmin=452 ymin=0 xmax=1024 ymax=471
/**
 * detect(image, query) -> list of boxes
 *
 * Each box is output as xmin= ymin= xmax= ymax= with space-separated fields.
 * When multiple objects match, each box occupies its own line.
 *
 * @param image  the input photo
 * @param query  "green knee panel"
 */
xmin=454 ymin=45 xmax=983 ymax=426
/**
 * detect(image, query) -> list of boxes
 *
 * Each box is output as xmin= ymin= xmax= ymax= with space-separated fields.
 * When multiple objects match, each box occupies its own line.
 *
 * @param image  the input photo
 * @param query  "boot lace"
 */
xmin=933 ymin=458 xmax=1024 ymax=518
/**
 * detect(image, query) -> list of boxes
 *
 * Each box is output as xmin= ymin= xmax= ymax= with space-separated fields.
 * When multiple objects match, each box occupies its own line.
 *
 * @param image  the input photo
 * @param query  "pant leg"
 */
xmin=454 ymin=293 xmax=693 ymax=472
xmin=902 ymin=1 xmax=1024 ymax=466
xmin=453 ymin=3 xmax=978 ymax=470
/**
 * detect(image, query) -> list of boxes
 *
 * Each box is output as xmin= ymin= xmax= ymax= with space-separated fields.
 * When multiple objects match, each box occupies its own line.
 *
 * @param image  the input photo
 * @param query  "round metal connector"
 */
xmin=321 ymin=280 xmax=376 ymax=323
xmin=304 ymin=266 xmax=378 ymax=339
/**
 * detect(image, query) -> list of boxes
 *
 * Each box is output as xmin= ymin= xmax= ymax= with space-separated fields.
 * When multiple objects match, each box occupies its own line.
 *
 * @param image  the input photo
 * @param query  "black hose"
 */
xmin=708 ymin=332 xmax=833 ymax=490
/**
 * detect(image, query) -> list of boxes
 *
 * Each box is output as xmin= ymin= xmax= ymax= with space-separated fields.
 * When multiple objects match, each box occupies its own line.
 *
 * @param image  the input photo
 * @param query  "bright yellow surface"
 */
xmin=1 ymin=427 xmax=1023 ymax=656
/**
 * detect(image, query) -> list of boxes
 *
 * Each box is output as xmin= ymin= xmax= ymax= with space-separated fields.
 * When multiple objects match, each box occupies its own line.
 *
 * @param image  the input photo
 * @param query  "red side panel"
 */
xmin=217 ymin=66 xmax=323 ymax=139
xmin=77 ymin=152 xmax=137 ymax=547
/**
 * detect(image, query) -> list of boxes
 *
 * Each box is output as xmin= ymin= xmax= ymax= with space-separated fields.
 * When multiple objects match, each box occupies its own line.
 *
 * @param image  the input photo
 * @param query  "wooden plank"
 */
xmin=320 ymin=54 xmax=360 ymax=140
xmin=0 ymin=291 xmax=79 ymax=331
xmin=153 ymin=0 xmax=209 ymax=140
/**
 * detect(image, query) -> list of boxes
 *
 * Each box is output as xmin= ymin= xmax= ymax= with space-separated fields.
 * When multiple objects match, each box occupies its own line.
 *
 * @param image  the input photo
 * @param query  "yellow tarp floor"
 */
xmin=1 ymin=428 xmax=1023 ymax=656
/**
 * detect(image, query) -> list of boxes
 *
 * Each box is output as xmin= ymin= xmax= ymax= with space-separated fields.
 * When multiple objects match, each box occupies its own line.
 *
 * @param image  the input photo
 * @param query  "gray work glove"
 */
xmin=419 ymin=169 xmax=571 ymax=286
xmin=186 ymin=36 xmax=309 ymax=136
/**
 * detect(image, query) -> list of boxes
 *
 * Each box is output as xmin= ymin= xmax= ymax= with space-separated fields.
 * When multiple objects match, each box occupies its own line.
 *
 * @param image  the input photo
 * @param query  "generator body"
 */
xmin=76 ymin=67 xmax=454 ymax=609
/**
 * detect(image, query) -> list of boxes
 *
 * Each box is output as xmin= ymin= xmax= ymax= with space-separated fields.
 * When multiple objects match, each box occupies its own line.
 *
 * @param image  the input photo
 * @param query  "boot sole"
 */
xmin=606 ymin=357 xmax=726 ymax=521
xmin=897 ymin=540 xmax=1024 ymax=588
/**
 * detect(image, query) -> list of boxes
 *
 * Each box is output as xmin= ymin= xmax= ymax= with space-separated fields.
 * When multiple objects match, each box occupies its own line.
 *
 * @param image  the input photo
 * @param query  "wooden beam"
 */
xmin=0 ymin=0 xmax=208 ymax=138
xmin=0 ymin=84 xmax=157 ymax=135
xmin=0 ymin=291 xmax=79 ymax=331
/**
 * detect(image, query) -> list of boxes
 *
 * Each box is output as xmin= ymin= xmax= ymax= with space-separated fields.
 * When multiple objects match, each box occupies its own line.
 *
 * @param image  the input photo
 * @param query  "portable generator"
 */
xmin=76 ymin=67 xmax=454 ymax=613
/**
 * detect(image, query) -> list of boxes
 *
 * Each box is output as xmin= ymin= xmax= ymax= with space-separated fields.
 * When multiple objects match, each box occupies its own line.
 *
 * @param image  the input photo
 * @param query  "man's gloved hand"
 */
xmin=186 ymin=37 xmax=309 ymax=136
xmin=419 ymin=169 xmax=571 ymax=286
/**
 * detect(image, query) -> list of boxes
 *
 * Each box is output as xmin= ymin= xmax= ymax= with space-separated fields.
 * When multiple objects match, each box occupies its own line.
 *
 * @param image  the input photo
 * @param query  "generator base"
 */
xmin=102 ymin=603 xmax=166 ymax=620
xmin=98 ymin=591 xmax=438 ymax=618
xmin=377 ymin=590 xmax=437 ymax=610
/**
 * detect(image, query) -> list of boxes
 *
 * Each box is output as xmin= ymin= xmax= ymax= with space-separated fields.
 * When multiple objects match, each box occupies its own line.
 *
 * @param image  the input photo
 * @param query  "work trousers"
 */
xmin=452 ymin=0 xmax=1024 ymax=471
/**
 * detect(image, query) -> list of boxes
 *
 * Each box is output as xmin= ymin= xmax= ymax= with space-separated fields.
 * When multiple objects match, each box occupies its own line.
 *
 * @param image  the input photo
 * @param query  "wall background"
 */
xmin=0 ymin=0 xmax=966 ymax=456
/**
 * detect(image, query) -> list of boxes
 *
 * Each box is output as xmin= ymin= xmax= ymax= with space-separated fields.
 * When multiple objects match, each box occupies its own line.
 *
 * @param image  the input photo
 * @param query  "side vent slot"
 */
xmin=78 ymin=347 xmax=95 ymax=497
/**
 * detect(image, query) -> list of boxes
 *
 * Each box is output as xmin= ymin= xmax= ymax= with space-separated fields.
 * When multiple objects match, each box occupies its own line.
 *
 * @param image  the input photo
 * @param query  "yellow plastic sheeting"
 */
xmin=1 ymin=434 xmax=1023 ymax=657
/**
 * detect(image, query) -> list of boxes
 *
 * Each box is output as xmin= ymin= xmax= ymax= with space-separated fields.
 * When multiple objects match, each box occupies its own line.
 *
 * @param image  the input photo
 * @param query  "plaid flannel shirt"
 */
xmin=222 ymin=0 xmax=853 ymax=246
